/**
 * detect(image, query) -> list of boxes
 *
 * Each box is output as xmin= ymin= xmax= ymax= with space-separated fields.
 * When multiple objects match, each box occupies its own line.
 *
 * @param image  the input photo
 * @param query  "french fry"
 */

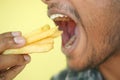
xmin=25 ymin=24 xmax=50 ymax=44
xmin=51 ymin=28 xmax=63 ymax=38
xmin=25 ymin=24 xmax=50 ymax=38
xmin=3 ymin=44 xmax=53 ymax=54
xmin=3 ymin=24 xmax=62 ymax=54
xmin=26 ymin=26 xmax=62 ymax=44
xmin=3 ymin=38 xmax=54 ymax=54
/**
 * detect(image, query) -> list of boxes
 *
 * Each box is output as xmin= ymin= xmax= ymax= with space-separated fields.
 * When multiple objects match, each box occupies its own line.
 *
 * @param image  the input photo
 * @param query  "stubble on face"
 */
xmin=67 ymin=0 xmax=120 ymax=71
xmin=46 ymin=0 xmax=120 ymax=71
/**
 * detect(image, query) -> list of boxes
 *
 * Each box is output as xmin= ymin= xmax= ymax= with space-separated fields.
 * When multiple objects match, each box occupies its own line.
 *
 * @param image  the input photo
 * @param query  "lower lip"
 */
xmin=62 ymin=25 xmax=81 ymax=55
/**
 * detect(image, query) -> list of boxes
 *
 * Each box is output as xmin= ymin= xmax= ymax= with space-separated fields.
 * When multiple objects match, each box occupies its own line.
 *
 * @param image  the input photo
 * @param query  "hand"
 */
xmin=0 ymin=32 xmax=31 ymax=80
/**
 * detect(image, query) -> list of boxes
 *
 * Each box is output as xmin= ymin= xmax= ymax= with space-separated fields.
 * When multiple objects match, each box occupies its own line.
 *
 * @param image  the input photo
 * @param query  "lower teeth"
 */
xmin=65 ymin=35 xmax=76 ymax=48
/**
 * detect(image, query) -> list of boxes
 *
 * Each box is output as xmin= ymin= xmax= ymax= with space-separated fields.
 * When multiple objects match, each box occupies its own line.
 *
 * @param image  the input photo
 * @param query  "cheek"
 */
xmin=69 ymin=0 xmax=120 ymax=69
xmin=72 ymin=0 xmax=119 ymax=51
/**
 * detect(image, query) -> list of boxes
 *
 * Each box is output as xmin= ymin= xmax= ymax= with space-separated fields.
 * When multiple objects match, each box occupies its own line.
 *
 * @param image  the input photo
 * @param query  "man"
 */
xmin=0 ymin=31 xmax=30 ymax=80
xmin=42 ymin=0 xmax=120 ymax=80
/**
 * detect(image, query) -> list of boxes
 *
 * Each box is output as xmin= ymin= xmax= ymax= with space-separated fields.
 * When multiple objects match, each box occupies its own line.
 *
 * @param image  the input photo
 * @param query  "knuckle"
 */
xmin=11 ymin=69 xmax=17 ymax=75
xmin=0 ymin=32 xmax=12 ymax=39
xmin=1 ymin=32 xmax=12 ymax=37
xmin=2 ymin=38 xmax=14 ymax=48
xmin=5 ymin=39 xmax=13 ymax=44
xmin=0 ymin=74 xmax=5 ymax=80
xmin=14 ymin=55 xmax=25 ymax=65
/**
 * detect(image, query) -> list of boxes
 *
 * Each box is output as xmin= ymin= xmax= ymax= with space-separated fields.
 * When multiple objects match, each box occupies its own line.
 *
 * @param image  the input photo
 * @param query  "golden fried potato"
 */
xmin=3 ymin=24 xmax=62 ymax=54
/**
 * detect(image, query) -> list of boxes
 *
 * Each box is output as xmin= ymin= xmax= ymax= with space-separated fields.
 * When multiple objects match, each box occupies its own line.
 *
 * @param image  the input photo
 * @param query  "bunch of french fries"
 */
xmin=3 ymin=24 xmax=62 ymax=54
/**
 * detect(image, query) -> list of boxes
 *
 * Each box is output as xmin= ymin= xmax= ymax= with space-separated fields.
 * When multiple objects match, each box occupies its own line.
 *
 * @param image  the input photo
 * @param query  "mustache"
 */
xmin=48 ymin=3 xmax=80 ymax=20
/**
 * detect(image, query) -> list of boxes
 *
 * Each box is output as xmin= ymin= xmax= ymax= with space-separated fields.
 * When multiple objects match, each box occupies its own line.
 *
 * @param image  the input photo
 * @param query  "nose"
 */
xmin=42 ymin=0 xmax=51 ymax=4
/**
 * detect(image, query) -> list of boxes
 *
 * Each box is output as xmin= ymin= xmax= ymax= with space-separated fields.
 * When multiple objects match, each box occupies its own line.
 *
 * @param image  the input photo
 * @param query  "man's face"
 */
xmin=42 ymin=0 xmax=120 ymax=71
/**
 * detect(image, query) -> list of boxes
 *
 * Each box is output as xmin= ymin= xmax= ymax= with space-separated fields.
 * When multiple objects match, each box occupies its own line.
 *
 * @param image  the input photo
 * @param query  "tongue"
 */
xmin=54 ymin=19 xmax=76 ymax=46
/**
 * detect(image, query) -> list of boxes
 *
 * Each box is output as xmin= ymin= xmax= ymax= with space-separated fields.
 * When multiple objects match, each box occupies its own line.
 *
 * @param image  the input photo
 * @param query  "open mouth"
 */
xmin=50 ymin=14 xmax=77 ymax=50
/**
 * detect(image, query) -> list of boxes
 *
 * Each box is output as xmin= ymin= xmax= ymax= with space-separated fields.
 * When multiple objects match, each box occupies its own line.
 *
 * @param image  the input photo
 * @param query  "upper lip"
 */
xmin=48 ymin=8 xmax=78 ymax=24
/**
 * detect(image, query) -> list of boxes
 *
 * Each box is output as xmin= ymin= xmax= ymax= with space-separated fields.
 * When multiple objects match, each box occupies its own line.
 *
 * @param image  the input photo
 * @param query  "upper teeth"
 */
xmin=50 ymin=14 xmax=67 ymax=20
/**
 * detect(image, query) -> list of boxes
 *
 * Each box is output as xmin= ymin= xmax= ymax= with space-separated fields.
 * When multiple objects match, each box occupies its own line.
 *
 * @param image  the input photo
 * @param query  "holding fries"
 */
xmin=3 ymin=24 xmax=62 ymax=54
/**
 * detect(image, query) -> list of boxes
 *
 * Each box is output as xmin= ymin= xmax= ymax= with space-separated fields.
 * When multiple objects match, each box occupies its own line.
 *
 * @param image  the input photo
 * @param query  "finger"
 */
xmin=0 ymin=36 xmax=26 ymax=53
xmin=6 ymin=65 xmax=26 ymax=80
xmin=0 ymin=65 xmax=26 ymax=80
xmin=0 ymin=54 xmax=30 ymax=70
xmin=0 ymin=31 xmax=21 ymax=38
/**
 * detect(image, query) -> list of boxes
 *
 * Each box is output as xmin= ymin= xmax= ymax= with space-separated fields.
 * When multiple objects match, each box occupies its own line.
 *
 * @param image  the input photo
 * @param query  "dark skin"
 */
xmin=0 ymin=31 xmax=31 ymax=80
xmin=42 ymin=0 xmax=120 ymax=80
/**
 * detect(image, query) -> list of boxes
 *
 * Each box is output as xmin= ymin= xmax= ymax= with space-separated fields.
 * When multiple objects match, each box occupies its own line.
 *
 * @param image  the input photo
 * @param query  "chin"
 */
xmin=66 ymin=58 xmax=91 ymax=71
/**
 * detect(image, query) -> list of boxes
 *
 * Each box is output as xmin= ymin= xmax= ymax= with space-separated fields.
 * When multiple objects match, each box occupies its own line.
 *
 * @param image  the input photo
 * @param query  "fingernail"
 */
xmin=12 ymin=31 xmax=21 ymax=37
xmin=24 ymin=55 xmax=31 ymax=62
xmin=14 ymin=36 xmax=25 ymax=44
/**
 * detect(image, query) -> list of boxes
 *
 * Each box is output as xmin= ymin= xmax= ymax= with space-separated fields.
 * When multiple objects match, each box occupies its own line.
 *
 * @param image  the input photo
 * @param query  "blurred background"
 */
xmin=0 ymin=0 xmax=66 ymax=80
